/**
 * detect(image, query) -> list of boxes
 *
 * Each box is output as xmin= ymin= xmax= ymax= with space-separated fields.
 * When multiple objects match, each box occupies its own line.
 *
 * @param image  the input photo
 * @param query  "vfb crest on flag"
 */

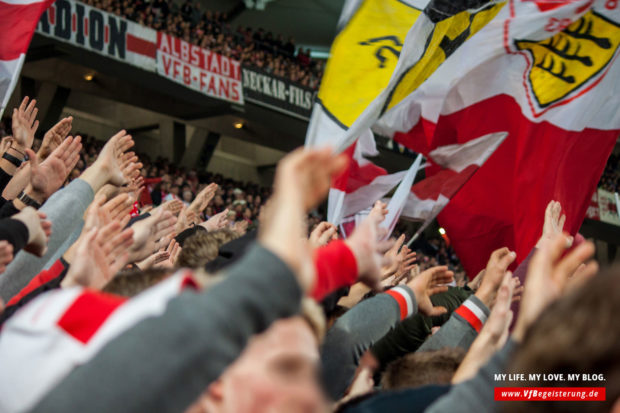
xmin=515 ymin=10 xmax=620 ymax=112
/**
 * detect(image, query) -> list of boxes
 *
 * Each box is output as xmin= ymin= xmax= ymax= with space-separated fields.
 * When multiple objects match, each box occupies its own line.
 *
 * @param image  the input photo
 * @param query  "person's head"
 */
xmin=505 ymin=266 xmax=620 ymax=413
xmin=183 ymin=190 xmax=193 ymax=203
xmin=243 ymin=207 xmax=253 ymax=220
xmin=194 ymin=299 xmax=326 ymax=413
xmin=214 ymin=195 xmax=224 ymax=207
xmin=381 ymin=347 xmax=466 ymax=390
xmin=102 ymin=267 xmax=175 ymax=297
xmin=177 ymin=231 xmax=220 ymax=269
xmin=170 ymin=185 xmax=180 ymax=196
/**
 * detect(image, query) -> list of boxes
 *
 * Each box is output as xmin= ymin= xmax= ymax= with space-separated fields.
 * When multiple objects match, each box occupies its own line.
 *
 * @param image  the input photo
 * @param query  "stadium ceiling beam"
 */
xmin=126 ymin=124 xmax=160 ymax=135
xmin=226 ymin=1 xmax=247 ymax=22
xmin=26 ymin=45 xmax=66 ymax=62
xmin=179 ymin=104 xmax=235 ymax=120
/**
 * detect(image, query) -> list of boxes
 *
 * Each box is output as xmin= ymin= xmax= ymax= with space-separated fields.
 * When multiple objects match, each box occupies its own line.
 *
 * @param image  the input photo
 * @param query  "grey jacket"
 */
xmin=31 ymin=244 xmax=302 ymax=413
xmin=0 ymin=179 xmax=93 ymax=301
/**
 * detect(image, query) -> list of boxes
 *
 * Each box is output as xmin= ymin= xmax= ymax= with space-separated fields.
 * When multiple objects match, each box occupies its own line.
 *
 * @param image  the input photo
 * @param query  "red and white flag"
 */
xmin=311 ymin=128 xmax=406 ymax=224
xmin=402 ymin=132 xmax=507 ymax=243
xmin=0 ymin=0 xmax=54 ymax=116
xmin=375 ymin=0 xmax=620 ymax=274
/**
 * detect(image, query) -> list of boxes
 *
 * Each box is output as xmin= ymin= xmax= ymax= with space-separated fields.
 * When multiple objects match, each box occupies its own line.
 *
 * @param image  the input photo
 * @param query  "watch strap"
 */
xmin=17 ymin=191 xmax=42 ymax=209
xmin=2 ymin=152 xmax=23 ymax=168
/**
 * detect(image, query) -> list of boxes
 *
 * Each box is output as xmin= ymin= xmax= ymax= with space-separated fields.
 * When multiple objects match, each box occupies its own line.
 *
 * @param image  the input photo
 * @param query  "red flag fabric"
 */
xmin=375 ymin=0 xmax=620 ymax=274
xmin=0 ymin=0 xmax=55 ymax=116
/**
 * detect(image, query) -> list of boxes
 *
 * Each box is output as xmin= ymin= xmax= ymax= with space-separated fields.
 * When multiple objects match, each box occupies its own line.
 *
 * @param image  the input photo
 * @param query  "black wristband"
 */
xmin=17 ymin=191 xmax=42 ymax=209
xmin=2 ymin=152 xmax=23 ymax=168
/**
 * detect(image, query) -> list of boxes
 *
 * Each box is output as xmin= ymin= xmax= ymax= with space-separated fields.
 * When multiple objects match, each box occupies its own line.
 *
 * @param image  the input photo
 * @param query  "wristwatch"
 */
xmin=2 ymin=152 xmax=23 ymax=168
xmin=17 ymin=191 xmax=42 ymax=209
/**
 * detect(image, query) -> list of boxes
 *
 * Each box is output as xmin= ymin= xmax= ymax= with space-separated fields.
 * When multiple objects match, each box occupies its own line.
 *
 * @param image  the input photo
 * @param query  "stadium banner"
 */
xmin=36 ymin=0 xmax=157 ymax=72
xmin=597 ymin=188 xmax=620 ymax=226
xmin=586 ymin=191 xmax=601 ymax=221
xmin=241 ymin=66 xmax=315 ymax=120
xmin=156 ymin=33 xmax=243 ymax=104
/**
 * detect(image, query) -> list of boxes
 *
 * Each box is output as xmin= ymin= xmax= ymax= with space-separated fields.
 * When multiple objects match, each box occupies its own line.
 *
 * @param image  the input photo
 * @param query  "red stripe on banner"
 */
xmin=455 ymin=305 xmax=483 ymax=332
xmin=385 ymin=290 xmax=408 ymax=320
xmin=84 ymin=17 xmax=88 ymax=36
xmin=57 ymin=291 xmax=127 ymax=344
xmin=105 ymin=25 xmax=109 ymax=44
xmin=127 ymin=34 xmax=157 ymax=58
xmin=72 ymin=12 xmax=76 ymax=32
xmin=0 ymin=0 xmax=54 ymax=60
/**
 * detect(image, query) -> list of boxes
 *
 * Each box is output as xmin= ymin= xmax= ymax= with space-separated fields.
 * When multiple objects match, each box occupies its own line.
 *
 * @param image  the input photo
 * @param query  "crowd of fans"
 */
xmin=0 ymin=96 xmax=614 ymax=413
xmin=599 ymin=152 xmax=620 ymax=193
xmin=81 ymin=0 xmax=324 ymax=89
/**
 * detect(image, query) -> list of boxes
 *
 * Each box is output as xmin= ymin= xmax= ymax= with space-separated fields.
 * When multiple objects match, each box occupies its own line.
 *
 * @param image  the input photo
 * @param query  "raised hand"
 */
xmin=38 ymin=116 xmax=72 ymax=160
xmin=259 ymin=147 xmax=348 ymax=290
xmin=95 ymin=130 xmax=135 ymax=187
xmin=345 ymin=203 xmax=394 ymax=291
xmin=24 ymin=136 xmax=82 ymax=203
xmin=0 ymin=241 xmax=14 ymax=274
xmin=62 ymin=221 xmax=134 ymax=290
xmin=159 ymin=199 xmax=184 ymax=217
xmin=536 ymin=200 xmax=569 ymax=248
xmin=232 ymin=219 xmax=248 ymax=235
xmin=200 ymin=208 xmax=230 ymax=232
xmin=475 ymin=247 xmax=517 ymax=308
xmin=101 ymin=193 xmax=133 ymax=224
xmin=512 ymin=233 xmax=597 ymax=342
xmin=309 ymin=221 xmax=338 ymax=249
xmin=189 ymin=183 xmax=217 ymax=214
xmin=382 ymin=234 xmax=406 ymax=279
xmin=452 ymin=271 xmax=515 ymax=384
xmin=127 ymin=209 xmax=177 ymax=263
xmin=392 ymin=246 xmax=417 ymax=284
xmin=407 ymin=265 xmax=454 ymax=316
xmin=13 ymin=207 xmax=52 ymax=257
xmin=12 ymin=97 xmax=38 ymax=150
xmin=154 ymin=238 xmax=181 ymax=269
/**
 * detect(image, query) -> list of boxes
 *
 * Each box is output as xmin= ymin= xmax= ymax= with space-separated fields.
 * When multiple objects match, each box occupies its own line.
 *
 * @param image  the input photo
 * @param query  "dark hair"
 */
xmin=381 ymin=347 xmax=466 ymax=390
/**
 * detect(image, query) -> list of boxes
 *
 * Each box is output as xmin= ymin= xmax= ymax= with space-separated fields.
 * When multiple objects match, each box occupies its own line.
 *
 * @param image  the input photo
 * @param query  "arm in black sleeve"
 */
xmin=0 ymin=200 xmax=20 ymax=219
xmin=0 ymin=167 xmax=13 ymax=196
xmin=0 ymin=218 xmax=29 ymax=254
xmin=370 ymin=286 xmax=473 ymax=370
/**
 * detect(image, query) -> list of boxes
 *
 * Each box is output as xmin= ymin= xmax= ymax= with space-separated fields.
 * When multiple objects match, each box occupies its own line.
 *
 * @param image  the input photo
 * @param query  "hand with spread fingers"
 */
xmin=61 ymin=221 xmax=134 ymax=290
xmin=407 ymin=265 xmax=454 ymax=316
xmin=126 ymin=208 xmax=177 ymax=263
xmin=12 ymin=96 xmax=39 ymax=151
xmin=23 ymin=135 xmax=82 ymax=204
xmin=38 ymin=116 xmax=73 ymax=160
xmin=200 ymin=208 xmax=230 ymax=232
